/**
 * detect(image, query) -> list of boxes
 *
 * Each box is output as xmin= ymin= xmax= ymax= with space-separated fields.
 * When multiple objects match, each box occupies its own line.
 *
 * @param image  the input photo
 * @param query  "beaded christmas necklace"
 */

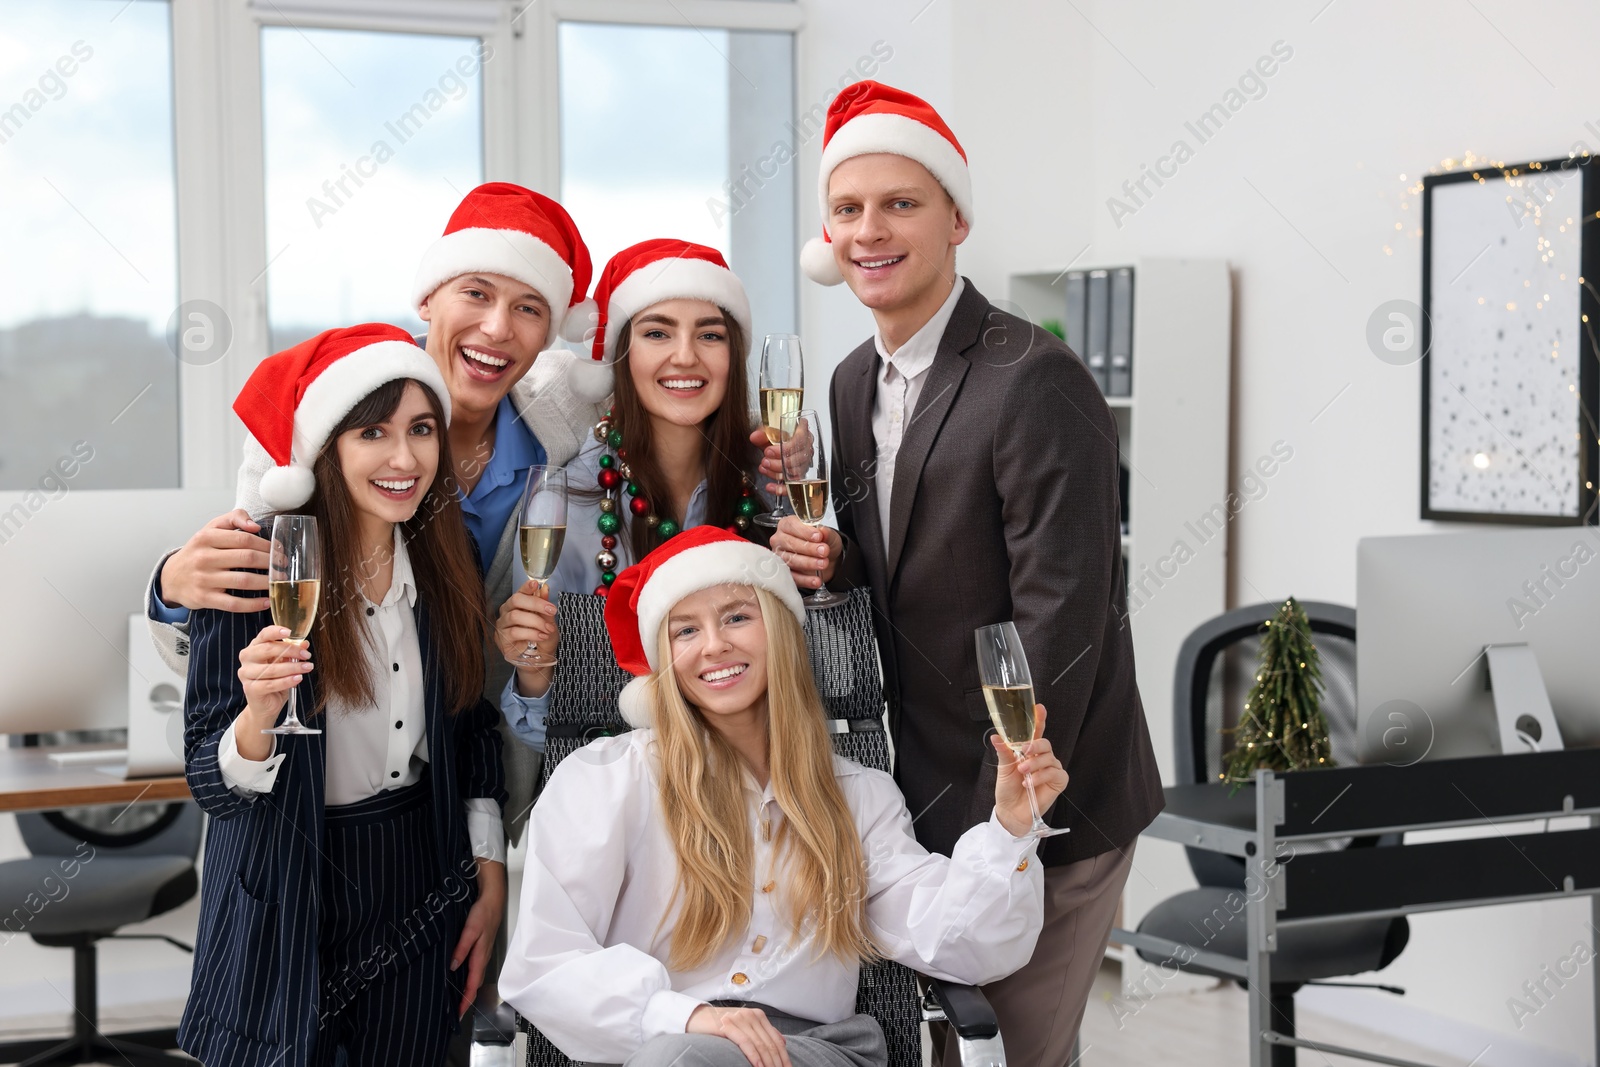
xmin=590 ymin=409 xmax=761 ymax=594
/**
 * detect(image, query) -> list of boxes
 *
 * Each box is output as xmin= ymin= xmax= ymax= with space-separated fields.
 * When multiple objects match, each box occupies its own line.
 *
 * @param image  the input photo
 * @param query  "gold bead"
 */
xmin=599 ymin=498 xmax=615 ymax=513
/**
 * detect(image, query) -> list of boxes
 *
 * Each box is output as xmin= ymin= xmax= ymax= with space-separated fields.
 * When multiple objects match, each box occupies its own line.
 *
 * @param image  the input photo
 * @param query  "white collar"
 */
xmin=873 ymin=276 xmax=966 ymax=381
xmin=364 ymin=526 xmax=417 ymax=610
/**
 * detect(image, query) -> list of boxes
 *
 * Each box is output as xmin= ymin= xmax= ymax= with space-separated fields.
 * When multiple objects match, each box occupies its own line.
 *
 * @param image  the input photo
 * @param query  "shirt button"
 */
xmin=760 ymin=880 xmax=775 ymax=894
xmin=366 ymin=607 xmax=374 ymax=617
xmin=390 ymin=771 xmax=400 ymax=779
xmin=1016 ymin=858 xmax=1029 ymax=872
xmin=395 ymin=720 xmax=403 ymax=729
xmin=392 ymin=662 xmax=400 ymax=672
xmin=730 ymin=972 xmax=749 ymax=986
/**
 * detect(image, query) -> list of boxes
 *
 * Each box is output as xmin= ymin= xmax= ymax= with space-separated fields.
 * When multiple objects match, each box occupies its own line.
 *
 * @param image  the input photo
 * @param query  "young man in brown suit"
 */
xmin=765 ymin=81 xmax=1165 ymax=1064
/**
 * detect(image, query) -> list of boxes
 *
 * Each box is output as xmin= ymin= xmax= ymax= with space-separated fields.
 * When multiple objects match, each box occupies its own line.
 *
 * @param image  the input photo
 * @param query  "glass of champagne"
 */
xmin=975 ymin=622 xmax=1069 ymax=839
xmin=517 ymin=465 xmax=567 ymax=667
xmin=779 ymin=408 xmax=847 ymax=609
xmin=265 ymin=514 xmax=322 ymax=736
xmin=755 ymin=333 xmax=804 ymax=528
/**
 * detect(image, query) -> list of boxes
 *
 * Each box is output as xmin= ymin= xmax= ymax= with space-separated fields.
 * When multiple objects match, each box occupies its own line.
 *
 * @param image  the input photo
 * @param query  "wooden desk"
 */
xmin=0 ymin=743 xmax=189 ymax=813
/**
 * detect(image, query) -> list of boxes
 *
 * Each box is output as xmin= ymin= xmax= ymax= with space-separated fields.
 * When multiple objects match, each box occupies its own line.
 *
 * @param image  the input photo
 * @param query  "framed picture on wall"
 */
xmin=1420 ymin=154 xmax=1599 ymax=524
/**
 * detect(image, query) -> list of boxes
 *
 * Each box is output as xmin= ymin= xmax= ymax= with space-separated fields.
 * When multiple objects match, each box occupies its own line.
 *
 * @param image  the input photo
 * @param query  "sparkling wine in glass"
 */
xmin=975 ymin=621 xmax=1068 ymax=839
xmin=780 ymin=408 xmax=847 ymax=608
xmin=517 ymin=465 xmax=567 ymax=667
xmin=755 ymin=333 xmax=804 ymax=529
xmin=264 ymin=514 xmax=322 ymax=736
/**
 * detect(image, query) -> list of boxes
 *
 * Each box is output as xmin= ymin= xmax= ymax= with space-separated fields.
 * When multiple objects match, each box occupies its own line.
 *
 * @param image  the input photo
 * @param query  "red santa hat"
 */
xmin=604 ymin=525 xmax=805 ymax=727
xmin=412 ymin=182 xmax=594 ymax=339
xmin=233 ymin=323 xmax=450 ymax=511
xmin=562 ymin=238 xmax=752 ymax=403
xmin=800 ymin=80 xmax=972 ymax=287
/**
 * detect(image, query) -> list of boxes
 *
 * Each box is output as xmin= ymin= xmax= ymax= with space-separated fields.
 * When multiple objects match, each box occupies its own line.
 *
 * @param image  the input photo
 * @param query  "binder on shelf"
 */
xmin=1085 ymin=269 xmax=1111 ymax=394
xmin=1108 ymin=267 xmax=1134 ymax=397
xmin=1064 ymin=271 xmax=1088 ymax=365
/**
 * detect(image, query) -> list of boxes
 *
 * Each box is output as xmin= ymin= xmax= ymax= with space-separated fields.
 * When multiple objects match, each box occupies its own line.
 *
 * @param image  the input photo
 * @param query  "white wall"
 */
xmin=872 ymin=0 xmax=1599 ymax=1062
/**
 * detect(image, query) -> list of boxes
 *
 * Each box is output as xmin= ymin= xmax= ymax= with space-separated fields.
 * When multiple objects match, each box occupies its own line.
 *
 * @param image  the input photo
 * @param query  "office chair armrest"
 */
xmin=471 ymin=1001 xmax=519 ymax=1046
xmin=922 ymin=979 xmax=999 ymax=1039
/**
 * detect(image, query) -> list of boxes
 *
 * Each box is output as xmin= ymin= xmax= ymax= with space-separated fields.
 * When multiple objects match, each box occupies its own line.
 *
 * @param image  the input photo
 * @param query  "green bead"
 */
xmin=601 ymin=570 xmax=617 ymax=585
xmin=598 ymin=454 xmax=613 ymax=469
xmin=736 ymin=497 xmax=758 ymax=517
xmin=607 ymin=429 xmax=623 ymax=449
xmin=597 ymin=512 xmax=621 ymax=535
xmin=626 ymin=481 xmax=641 ymax=497
xmin=657 ymin=520 xmax=680 ymax=538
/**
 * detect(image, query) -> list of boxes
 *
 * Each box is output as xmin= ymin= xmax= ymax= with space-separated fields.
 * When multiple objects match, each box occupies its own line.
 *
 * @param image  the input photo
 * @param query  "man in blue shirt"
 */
xmin=146 ymin=184 xmax=600 ymax=853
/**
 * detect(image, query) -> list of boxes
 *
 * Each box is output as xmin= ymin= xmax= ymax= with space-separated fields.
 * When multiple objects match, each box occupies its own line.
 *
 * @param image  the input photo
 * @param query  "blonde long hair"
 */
xmin=647 ymin=587 xmax=878 ymax=971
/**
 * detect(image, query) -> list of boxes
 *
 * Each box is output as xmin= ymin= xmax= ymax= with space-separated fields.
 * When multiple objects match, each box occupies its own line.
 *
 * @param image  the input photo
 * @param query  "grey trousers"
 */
xmin=623 ymin=1006 xmax=887 ymax=1067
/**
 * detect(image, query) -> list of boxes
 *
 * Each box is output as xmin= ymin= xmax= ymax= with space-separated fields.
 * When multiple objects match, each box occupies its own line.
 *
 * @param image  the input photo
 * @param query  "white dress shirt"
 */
xmin=870 ymin=277 xmax=965 ymax=554
xmin=499 ymin=729 xmax=1042 ymax=1064
xmin=219 ymin=528 xmax=505 ymax=864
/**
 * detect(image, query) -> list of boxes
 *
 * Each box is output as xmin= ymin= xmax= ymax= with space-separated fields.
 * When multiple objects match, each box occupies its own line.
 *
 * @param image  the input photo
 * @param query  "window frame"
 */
xmin=166 ymin=0 xmax=800 ymax=490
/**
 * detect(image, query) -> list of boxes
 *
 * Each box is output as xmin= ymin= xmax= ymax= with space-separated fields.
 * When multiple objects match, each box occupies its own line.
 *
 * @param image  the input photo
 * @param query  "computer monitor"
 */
xmin=0 ymin=488 xmax=235 ymax=734
xmin=1356 ymin=528 xmax=1600 ymax=764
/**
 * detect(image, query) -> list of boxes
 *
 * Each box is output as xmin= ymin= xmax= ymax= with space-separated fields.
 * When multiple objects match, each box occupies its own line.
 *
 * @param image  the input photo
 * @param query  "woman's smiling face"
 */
xmin=624 ymin=298 xmax=731 ymax=430
xmin=666 ymin=583 xmax=769 ymax=722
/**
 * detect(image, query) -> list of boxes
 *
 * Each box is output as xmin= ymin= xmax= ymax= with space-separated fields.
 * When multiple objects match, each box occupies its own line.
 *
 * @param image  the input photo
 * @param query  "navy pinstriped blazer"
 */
xmin=176 ymin=590 xmax=506 ymax=1067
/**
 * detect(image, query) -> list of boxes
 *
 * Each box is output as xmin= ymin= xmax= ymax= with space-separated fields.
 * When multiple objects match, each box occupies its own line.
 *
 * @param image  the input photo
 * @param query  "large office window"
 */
xmin=0 ymin=0 xmax=178 ymax=489
xmin=260 ymin=26 xmax=485 ymax=352
xmin=559 ymin=22 xmax=797 ymax=343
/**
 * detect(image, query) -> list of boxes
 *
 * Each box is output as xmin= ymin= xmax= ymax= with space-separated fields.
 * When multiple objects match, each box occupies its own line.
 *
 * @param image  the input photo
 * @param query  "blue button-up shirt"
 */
xmin=459 ymin=394 xmax=547 ymax=573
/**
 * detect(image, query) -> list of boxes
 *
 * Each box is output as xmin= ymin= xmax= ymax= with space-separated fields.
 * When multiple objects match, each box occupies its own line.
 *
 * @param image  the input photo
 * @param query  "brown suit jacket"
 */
xmin=829 ymin=280 xmax=1164 ymax=866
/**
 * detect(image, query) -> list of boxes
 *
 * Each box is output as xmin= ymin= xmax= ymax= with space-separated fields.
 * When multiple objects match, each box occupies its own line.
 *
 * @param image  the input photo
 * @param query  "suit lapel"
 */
xmin=884 ymin=283 xmax=986 ymax=579
xmin=836 ymin=351 xmax=890 ymax=585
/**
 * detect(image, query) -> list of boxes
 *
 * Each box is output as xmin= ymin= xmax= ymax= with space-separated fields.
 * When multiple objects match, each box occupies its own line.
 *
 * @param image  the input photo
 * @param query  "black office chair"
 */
xmin=487 ymin=589 xmax=1007 ymax=1067
xmin=0 ymin=800 xmax=200 ymax=1066
xmin=1132 ymin=601 xmax=1409 ymax=1067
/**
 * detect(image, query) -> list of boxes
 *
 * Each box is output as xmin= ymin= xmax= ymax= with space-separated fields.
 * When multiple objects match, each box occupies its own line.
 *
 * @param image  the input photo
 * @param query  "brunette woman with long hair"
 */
xmin=500 ymin=528 xmax=1066 ymax=1066
xmin=495 ymin=240 xmax=769 ymax=752
xmin=178 ymin=324 xmax=506 ymax=1067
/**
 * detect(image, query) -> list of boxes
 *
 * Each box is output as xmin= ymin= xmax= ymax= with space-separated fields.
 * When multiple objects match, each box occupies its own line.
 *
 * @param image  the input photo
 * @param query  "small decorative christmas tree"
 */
xmin=1222 ymin=596 xmax=1334 ymax=786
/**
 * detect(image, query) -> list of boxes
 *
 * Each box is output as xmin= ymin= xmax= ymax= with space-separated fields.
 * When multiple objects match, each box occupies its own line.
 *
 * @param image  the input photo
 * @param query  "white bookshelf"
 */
xmin=1010 ymin=259 xmax=1233 ymax=990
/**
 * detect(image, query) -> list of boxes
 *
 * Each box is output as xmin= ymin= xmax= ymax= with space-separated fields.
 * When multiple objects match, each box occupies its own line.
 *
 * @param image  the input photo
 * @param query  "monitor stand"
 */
xmin=1484 ymin=644 xmax=1565 ymax=754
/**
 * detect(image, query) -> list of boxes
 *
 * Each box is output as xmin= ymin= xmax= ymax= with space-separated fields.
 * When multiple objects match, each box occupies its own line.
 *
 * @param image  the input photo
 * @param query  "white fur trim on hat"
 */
xmin=633 ymin=540 xmax=805 ymax=672
xmin=618 ymin=676 xmax=654 ymax=728
xmin=801 ymin=236 xmax=844 ymax=287
xmin=817 ymin=112 xmax=973 ymax=225
xmin=412 ymin=227 xmax=577 ymax=334
xmin=601 ymin=257 xmax=753 ymax=365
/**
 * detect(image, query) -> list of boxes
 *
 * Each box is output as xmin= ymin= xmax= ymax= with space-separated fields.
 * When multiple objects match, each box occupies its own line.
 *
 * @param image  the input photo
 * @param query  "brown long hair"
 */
xmin=647 ymin=588 xmax=877 ymax=970
xmin=609 ymin=314 xmax=759 ymax=561
xmin=294 ymin=378 xmax=487 ymax=717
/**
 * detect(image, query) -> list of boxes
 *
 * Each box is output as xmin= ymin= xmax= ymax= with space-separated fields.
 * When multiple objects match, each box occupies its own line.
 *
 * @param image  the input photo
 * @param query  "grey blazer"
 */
xmin=829 ymin=280 xmax=1164 ymax=867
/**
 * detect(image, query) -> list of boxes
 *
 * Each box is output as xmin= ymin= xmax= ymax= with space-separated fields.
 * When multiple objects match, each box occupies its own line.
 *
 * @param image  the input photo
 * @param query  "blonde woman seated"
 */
xmin=499 ymin=527 xmax=1067 ymax=1067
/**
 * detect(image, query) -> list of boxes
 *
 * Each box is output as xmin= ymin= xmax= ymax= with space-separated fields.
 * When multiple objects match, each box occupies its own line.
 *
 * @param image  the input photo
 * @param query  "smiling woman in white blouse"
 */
xmin=177 ymin=325 xmax=506 ymax=1067
xmin=499 ymin=527 xmax=1066 ymax=1067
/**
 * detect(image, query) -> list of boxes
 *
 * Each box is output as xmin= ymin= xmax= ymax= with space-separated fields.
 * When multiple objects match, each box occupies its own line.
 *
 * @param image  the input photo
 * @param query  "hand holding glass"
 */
xmin=264 ymin=514 xmax=322 ymax=735
xmin=976 ymin=621 xmax=1069 ymax=839
xmin=517 ymin=465 xmax=567 ymax=668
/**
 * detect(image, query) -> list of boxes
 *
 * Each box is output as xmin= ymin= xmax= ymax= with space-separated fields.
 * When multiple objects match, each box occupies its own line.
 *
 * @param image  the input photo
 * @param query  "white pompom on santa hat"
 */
xmin=604 ymin=526 xmax=805 ymax=728
xmin=801 ymin=80 xmax=973 ymax=286
xmin=412 ymin=181 xmax=596 ymax=344
xmin=234 ymin=323 xmax=451 ymax=511
xmin=564 ymin=238 xmax=753 ymax=404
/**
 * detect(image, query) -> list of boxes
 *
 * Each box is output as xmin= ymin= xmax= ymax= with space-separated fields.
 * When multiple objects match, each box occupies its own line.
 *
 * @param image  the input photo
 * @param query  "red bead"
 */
xmin=598 ymin=468 xmax=621 ymax=490
xmin=628 ymin=495 xmax=650 ymax=515
xmin=617 ymin=448 xmax=628 ymax=459
xmin=593 ymin=585 xmax=609 ymax=597
xmin=601 ymin=535 xmax=617 ymax=550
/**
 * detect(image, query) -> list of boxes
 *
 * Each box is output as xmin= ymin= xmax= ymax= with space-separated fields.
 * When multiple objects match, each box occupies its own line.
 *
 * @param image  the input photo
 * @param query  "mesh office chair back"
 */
xmin=521 ymin=589 xmax=922 ymax=1067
